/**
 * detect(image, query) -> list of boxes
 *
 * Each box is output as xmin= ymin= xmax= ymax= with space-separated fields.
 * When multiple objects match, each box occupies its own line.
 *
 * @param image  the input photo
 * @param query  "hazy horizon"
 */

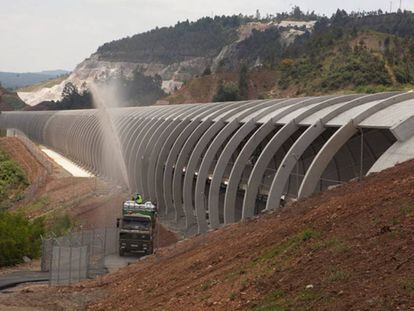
xmin=1 ymin=0 xmax=413 ymax=72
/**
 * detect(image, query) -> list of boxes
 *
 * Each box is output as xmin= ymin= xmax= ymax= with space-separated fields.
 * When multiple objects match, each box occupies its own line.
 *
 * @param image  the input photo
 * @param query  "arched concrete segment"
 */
xmin=153 ymin=105 xmax=215 ymax=214
xmin=193 ymin=120 xmax=240 ymax=232
xmin=265 ymin=120 xmax=326 ymax=210
xmin=145 ymin=105 xmax=202 ymax=202
xmin=207 ymin=119 xmax=257 ymax=228
xmin=368 ymin=134 xmax=414 ymax=173
xmin=193 ymin=99 xmax=284 ymax=231
xmin=242 ymin=121 xmax=299 ymax=218
xmin=172 ymin=119 xmax=213 ymax=223
xmin=298 ymin=92 xmax=414 ymax=199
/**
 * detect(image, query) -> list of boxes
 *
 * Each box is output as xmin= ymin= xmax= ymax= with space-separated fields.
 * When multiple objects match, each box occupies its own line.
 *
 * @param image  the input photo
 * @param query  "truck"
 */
xmin=117 ymin=200 xmax=157 ymax=256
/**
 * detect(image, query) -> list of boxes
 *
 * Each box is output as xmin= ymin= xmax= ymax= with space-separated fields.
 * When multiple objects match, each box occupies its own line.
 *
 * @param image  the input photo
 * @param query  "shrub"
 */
xmin=0 ymin=150 xmax=28 ymax=207
xmin=213 ymin=81 xmax=240 ymax=102
xmin=0 ymin=212 xmax=44 ymax=266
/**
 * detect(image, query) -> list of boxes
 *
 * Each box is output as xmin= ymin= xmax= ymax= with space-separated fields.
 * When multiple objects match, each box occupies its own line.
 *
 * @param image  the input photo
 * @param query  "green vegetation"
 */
xmin=97 ymin=16 xmax=245 ymax=64
xmin=0 ymin=149 xmax=48 ymax=267
xmin=327 ymin=268 xmax=350 ymax=283
xmin=1 ymin=94 xmax=27 ymax=110
xmin=18 ymin=196 xmax=50 ymax=215
xmin=30 ymin=82 xmax=93 ymax=110
xmin=48 ymin=212 xmax=73 ymax=236
xmin=0 ymin=149 xmax=28 ymax=210
xmin=213 ymin=81 xmax=240 ymax=102
xmin=238 ymin=64 xmax=249 ymax=99
xmin=100 ymin=70 xmax=166 ymax=106
xmin=311 ymin=237 xmax=350 ymax=253
xmin=402 ymin=278 xmax=414 ymax=293
xmin=0 ymin=212 xmax=44 ymax=266
xmin=259 ymin=229 xmax=320 ymax=262
xmin=276 ymin=10 xmax=414 ymax=94
xmin=200 ymin=279 xmax=219 ymax=291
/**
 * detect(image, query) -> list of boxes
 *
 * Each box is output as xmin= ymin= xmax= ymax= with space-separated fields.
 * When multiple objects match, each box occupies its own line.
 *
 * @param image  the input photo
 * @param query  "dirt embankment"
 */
xmin=1 ymin=156 xmax=414 ymax=310
xmin=0 ymin=137 xmax=46 ymax=183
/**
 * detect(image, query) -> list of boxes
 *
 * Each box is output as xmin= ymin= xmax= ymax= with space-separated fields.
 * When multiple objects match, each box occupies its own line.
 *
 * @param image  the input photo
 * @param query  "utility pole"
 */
xmin=399 ymin=0 xmax=402 ymax=11
xmin=390 ymin=1 xmax=393 ymax=12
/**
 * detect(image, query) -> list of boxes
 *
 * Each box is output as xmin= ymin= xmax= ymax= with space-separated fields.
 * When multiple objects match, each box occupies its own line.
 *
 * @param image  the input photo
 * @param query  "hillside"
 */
xmin=0 ymin=86 xmax=28 ymax=111
xmin=17 ymin=9 xmax=414 ymax=109
xmin=0 ymin=71 xmax=69 ymax=90
xmin=167 ymin=30 xmax=414 ymax=103
xmin=1 ymin=157 xmax=414 ymax=309
xmin=17 ymin=75 xmax=68 ymax=93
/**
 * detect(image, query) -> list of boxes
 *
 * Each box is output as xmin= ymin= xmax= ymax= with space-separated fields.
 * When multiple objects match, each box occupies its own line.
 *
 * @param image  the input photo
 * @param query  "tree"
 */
xmin=238 ymin=64 xmax=249 ymax=99
xmin=61 ymin=82 xmax=78 ymax=99
xmin=213 ymin=81 xmax=240 ymax=102
xmin=202 ymin=67 xmax=212 ymax=76
xmin=255 ymin=9 xmax=261 ymax=20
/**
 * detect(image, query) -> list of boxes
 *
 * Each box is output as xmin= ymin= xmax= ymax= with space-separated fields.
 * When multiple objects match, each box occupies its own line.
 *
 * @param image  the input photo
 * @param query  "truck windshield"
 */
xmin=122 ymin=218 xmax=150 ymax=230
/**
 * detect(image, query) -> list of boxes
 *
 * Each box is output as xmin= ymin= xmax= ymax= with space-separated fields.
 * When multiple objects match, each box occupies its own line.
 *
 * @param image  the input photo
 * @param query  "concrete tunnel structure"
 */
xmin=2 ymin=91 xmax=414 ymax=235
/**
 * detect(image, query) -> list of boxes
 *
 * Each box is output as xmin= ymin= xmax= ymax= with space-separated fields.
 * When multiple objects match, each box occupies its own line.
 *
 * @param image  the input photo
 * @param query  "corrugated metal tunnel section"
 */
xmin=2 ymin=91 xmax=414 ymax=235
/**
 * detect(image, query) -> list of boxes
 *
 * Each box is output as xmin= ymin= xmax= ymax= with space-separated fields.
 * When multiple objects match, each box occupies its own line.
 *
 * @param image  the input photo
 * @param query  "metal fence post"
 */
xmin=78 ymin=244 xmax=82 ymax=283
xmin=86 ymin=243 xmax=90 ymax=278
xmin=68 ymin=234 xmax=73 ymax=285
xmin=103 ymin=227 xmax=107 ymax=256
xmin=48 ymin=239 xmax=54 ymax=286
xmin=56 ymin=242 xmax=61 ymax=285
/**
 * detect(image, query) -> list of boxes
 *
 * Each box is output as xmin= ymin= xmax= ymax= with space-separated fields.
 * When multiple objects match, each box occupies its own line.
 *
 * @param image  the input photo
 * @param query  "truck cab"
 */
xmin=118 ymin=201 xmax=157 ymax=256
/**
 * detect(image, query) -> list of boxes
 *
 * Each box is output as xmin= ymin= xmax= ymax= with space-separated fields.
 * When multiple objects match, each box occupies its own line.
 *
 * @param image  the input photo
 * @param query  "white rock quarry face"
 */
xmin=18 ymin=55 xmax=209 ymax=106
xmin=18 ymin=82 xmax=66 ymax=106
xmin=277 ymin=20 xmax=317 ymax=29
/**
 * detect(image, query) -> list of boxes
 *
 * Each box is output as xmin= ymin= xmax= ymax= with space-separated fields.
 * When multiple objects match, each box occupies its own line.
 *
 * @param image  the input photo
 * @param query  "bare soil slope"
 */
xmin=1 ymin=157 xmax=413 ymax=310
xmin=0 ymin=137 xmax=45 ymax=183
xmin=83 ymin=159 xmax=414 ymax=310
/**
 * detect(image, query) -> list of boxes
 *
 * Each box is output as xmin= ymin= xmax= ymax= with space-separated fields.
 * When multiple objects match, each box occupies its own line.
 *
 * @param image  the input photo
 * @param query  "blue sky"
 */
xmin=1 ymin=0 xmax=413 ymax=72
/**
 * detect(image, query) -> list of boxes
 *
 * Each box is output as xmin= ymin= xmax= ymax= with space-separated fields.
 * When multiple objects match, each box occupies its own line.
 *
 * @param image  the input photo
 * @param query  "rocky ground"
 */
xmin=0 ymin=148 xmax=413 ymax=309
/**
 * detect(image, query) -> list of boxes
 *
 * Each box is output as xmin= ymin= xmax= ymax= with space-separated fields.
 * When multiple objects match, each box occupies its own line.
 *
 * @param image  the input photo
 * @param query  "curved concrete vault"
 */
xmin=2 ymin=91 xmax=414 ymax=235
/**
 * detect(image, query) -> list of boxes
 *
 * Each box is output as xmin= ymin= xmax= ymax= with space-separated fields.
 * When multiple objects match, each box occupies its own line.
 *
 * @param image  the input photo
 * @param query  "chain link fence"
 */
xmin=42 ymin=228 xmax=119 ymax=285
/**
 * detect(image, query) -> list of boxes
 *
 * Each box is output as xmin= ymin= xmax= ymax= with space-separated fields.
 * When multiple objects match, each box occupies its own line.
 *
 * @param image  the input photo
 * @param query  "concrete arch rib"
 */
xmin=298 ymin=92 xmax=414 ymax=199
xmin=123 ymin=111 xmax=160 ymax=188
xmin=368 ymin=134 xmax=414 ymax=173
xmin=160 ymin=103 xmax=232 ymax=220
xmin=265 ymin=120 xmax=326 ymax=209
xmin=208 ymin=119 xmax=258 ymax=226
xmin=264 ymin=93 xmax=373 ymax=210
xmin=144 ymin=105 xmax=199 ymax=201
xmin=194 ymin=99 xmax=284 ymax=232
xmin=182 ymin=101 xmax=261 ymax=231
xmin=172 ymin=120 xmax=214 ymax=224
xmin=241 ymin=94 xmax=360 ymax=218
xmin=127 ymin=107 xmax=173 ymax=192
xmin=149 ymin=105 xmax=214 ymax=211
xmin=167 ymin=101 xmax=246 ymax=223
xmin=242 ymin=121 xmax=299 ymax=218
xmin=245 ymin=92 xmax=404 ymax=215
xmin=186 ymin=120 xmax=230 ymax=232
xmin=135 ymin=106 xmax=185 ymax=198
xmin=222 ymin=96 xmax=330 ymax=222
